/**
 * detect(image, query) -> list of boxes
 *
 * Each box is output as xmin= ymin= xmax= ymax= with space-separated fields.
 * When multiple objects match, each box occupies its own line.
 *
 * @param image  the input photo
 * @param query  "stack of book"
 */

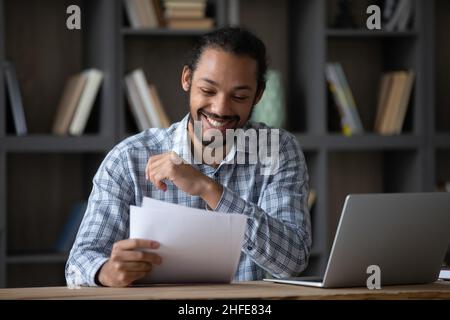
xmin=374 ymin=70 xmax=414 ymax=135
xmin=123 ymin=0 xmax=165 ymax=28
xmin=124 ymin=68 xmax=171 ymax=131
xmin=325 ymin=63 xmax=364 ymax=136
xmin=163 ymin=0 xmax=213 ymax=30
xmin=52 ymin=69 xmax=104 ymax=136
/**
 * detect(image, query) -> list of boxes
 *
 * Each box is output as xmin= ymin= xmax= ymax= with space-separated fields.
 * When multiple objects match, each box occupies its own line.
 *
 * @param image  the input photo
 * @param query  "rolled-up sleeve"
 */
xmin=214 ymin=135 xmax=312 ymax=278
xmin=65 ymin=146 xmax=134 ymax=287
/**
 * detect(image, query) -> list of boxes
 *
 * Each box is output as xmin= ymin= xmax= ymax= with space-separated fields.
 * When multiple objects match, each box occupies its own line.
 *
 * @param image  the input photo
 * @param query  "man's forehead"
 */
xmin=193 ymin=48 xmax=258 ymax=85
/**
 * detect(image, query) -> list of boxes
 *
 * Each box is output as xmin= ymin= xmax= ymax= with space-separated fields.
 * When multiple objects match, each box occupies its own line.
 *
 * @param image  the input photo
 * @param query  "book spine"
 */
xmin=69 ymin=69 xmax=104 ymax=136
xmin=3 ymin=62 xmax=27 ymax=136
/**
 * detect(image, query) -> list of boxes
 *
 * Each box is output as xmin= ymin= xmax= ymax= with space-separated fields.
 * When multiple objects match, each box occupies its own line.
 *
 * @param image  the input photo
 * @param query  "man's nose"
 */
xmin=210 ymin=93 xmax=231 ymax=116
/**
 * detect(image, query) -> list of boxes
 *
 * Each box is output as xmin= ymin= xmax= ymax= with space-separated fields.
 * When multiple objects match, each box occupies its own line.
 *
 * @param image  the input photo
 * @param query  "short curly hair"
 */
xmin=185 ymin=27 xmax=268 ymax=91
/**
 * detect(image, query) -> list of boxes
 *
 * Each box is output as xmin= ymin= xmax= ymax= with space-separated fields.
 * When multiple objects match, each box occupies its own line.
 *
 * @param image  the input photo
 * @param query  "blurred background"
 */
xmin=0 ymin=0 xmax=449 ymax=287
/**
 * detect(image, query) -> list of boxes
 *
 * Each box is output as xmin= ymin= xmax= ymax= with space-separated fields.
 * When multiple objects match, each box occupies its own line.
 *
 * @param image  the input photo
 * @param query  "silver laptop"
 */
xmin=264 ymin=193 xmax=450 ymax=288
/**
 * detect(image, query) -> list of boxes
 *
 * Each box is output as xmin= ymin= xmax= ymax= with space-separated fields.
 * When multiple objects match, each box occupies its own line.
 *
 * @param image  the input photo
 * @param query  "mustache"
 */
xmin=198 ymin=109 xmax=240 ymax=122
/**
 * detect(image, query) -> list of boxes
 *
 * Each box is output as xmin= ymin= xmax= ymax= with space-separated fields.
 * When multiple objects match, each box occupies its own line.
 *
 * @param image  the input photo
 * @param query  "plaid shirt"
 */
xmin=66 ymin=114 xmax=311 ymax=286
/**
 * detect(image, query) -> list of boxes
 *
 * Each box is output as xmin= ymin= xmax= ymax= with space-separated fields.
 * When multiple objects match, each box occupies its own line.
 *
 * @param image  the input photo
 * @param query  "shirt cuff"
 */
xmin=87 ymin=256 xmax=109 ymax=287
xmin=213 ymin=185 xmax=247 ymax=214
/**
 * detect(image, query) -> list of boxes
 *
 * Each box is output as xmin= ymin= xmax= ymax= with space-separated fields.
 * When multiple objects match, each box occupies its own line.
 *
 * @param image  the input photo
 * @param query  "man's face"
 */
xmin=182 ymin=48 xmax=263 ymax=145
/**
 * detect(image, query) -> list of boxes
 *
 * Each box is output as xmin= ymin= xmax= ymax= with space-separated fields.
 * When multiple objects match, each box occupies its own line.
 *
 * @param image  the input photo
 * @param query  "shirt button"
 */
xmin=247 ymin=246 xmax=253 ymax=251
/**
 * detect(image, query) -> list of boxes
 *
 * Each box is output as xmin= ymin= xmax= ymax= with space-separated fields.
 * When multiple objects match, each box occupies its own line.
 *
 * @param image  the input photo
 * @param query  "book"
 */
xmin=325 ymin=63 xmax=364 ymax=136
xmin=392 ymin=71 xmax=414 ymax=134
xmin=149 ymin=84 xmax=171 ymax=128
xmin=131 ymin=69 xmax=163 ymax=128
xmin=164 ymin=1 xmax=207 ymax=11
xmin=3 ymin=61 xmax=27 ymax=135
xmin=374 ymin=70 xmax=414 ymax=135
xmin=52 ymin=73 xmax=87 ymax=135
xmin=165 ymin=7 xmax=205 ymax=19
xmin=125 ymin=69 xmax=170 ymax=130
xmin=124 ymin=0 xmax=162 ymax=28
xmin=333 ymin=63 xmax=364 ymax=133
xmin=374 ymin=73 xmax=392 ymax=131
xmin=124 ymin=73 xmax=151 ymax=131
xmin=166 ymin=18 xmax=213 ymax=30
xmin=54 ymin=202 xmax=87 ymax=253
xmin=308 ymin=189 xmax=317 ymax=211
xmin=123 ymin=0 xmax=141 ymax=28
xmin=68 ymin=69 xmax=104 ymax=136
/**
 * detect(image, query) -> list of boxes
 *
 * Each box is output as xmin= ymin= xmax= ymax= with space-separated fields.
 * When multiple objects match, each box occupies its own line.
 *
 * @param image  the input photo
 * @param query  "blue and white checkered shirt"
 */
xmin=66 ymin=114 xmax=311 ymax=286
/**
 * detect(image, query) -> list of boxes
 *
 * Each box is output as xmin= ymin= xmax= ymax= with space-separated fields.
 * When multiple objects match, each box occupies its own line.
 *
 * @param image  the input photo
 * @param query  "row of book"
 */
xmin=124 ymin=0 xmax=213 ymax=30
xmin=54 ymin=68 xmax=171 ymax=135
xmin=53 ymin=69 xmax=104 ymax=136
xmin=326 ymin=62 xmax=414 ymax=136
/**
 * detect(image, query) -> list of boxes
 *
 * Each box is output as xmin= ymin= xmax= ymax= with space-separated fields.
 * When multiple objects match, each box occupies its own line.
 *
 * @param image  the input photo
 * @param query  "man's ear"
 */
xmin=181 ymin=66 xmax=191 ymax=92
xmin=253 ymin=83 xmax=266 ymax=105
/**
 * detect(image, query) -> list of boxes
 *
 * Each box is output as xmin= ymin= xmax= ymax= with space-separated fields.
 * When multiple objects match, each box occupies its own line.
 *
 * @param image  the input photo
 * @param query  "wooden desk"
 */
xmin=1 ymin=281 xmax=450 ymax=300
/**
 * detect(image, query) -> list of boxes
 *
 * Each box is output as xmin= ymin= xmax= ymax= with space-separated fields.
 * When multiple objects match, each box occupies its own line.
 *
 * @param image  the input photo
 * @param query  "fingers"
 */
xmin=145 ymin=155 xmax=165 ymax=180
xmin=146 ymin=158 xmax=169 ymax=191
xmin=113 ymin=239 xmax=159 ymax=251
xmin=145 ymin=152 xmax=183 ymax=190
xmin=120 ymin=261 xmax=152 ymax=272
xmin=111 ymin=271 xmax=148 ymax=287
xmin=111 ymin=249 xmax=162 ymax=265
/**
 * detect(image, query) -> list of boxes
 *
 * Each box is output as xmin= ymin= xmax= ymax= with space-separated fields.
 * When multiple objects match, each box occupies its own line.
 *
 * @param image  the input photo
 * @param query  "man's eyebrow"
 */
xmin=199 ymin=78 xmax=252 ymax=91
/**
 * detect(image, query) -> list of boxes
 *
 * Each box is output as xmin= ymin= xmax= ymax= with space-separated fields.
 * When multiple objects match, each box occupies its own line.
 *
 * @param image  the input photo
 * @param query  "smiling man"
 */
xmin=66 ymin=27 xmax=311 ymax=287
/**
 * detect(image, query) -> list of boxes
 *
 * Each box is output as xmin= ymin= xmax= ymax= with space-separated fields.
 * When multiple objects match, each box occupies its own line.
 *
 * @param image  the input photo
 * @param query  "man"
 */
xmin=66 ymin=27 xmax=311 ymax=287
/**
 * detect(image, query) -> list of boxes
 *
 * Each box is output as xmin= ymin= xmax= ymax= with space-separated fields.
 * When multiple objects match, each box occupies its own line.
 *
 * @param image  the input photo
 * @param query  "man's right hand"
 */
xmin=97 ymin=239 xmax=162 ymax=287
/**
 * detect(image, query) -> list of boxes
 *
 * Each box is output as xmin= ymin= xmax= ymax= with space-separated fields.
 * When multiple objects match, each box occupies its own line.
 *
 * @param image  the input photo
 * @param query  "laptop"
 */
xmin=264 ymin=193 xmax=450 ymax=288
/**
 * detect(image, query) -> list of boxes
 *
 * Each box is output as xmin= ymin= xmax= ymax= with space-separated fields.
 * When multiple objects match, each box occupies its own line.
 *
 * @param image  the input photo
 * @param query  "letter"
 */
xmin=366 ymin=5 xmax=381 ymax=30
xmin=178 ymin=306 xmax=185 ymax=315
xmin=202 ymin=128 xmax=223 ymax=165
xmin=193 ymin=120 xmax=204 ymax=164
xmin=258 ymin=129 xmax=280 ymax=176
xmin=226 ymin=128 xmax=258 ymax=165
xmin=366 ymin=265 xmax=381 ymax=289
xmin=205 ymin=307 xmax=212 ymax=318
xmin=66 ymin=5 xmax=81 ymax=30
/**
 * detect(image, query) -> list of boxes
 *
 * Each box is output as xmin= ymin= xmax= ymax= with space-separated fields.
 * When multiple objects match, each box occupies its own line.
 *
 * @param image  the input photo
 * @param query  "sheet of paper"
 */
xmin=129 ymin=197 xmax=247 ymax=284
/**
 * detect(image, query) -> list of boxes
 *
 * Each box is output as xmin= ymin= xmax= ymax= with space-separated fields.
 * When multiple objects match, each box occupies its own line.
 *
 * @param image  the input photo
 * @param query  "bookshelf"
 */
xmin=0 ymin=0 xmax=448 ymax=287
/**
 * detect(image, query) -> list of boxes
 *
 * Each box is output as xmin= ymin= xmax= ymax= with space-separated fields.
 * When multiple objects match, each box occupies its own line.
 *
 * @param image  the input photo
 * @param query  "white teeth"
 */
xmin=207 ymin=117 xmax=226 ymax=127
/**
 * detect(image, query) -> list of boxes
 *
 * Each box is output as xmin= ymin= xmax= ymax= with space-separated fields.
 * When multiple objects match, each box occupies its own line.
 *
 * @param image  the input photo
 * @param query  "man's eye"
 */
xmin=200 ymin=89 xmax=215 ymax=96
xmin=233 ymin=96 xmax=248 ymax=101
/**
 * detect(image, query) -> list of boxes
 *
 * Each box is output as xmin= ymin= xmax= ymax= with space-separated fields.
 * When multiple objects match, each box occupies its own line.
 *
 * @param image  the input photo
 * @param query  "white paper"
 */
xmin=129 ymin=197 xmax=247 ymax=284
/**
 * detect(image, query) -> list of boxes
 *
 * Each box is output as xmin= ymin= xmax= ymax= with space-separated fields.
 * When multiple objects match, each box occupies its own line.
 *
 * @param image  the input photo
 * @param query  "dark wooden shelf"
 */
xmin=3 ymin=135 xmax=114 ymax=152
xmin=122 ymin=28 xmax=212 ymax=37
xmin=434 ymin=134 xmax=450 ymax=148
xmin=7 ymin=253 xmax=68 ymax=264
xmin=326 ymin=29 xmax=418 ymax=38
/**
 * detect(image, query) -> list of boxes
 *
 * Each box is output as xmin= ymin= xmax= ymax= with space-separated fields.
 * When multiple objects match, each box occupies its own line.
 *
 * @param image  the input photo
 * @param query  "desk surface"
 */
xmin=1 ymin=281 xmax=450 ymax=300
